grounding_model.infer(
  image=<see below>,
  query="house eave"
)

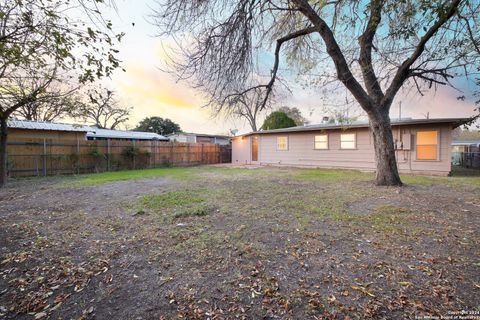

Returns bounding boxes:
[232,118,471,139]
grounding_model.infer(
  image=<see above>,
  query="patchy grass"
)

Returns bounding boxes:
[138,189,216,220]
[173,204,212,218]
[64,167,197,186]
[2,165,479,319]
[290,167,480,189]
[35,164,480,191]
[401,174,480,189]
[364,205,411,233]
[293,167,480,190]
[292,168,373,182]
[140,190,205,209]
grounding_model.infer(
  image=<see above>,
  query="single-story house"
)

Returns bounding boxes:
[7,120,169,141]
[231,118,469,176]
[167,132,231,145]
[7,119,92,141]
[86,128,168,141]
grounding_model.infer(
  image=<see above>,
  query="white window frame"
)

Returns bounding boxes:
[314,134,328,150]
[276,136,288,151]
[415,130,439,161]
[340,133,356,150]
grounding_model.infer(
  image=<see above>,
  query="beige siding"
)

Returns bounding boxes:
[395,124,452,175]
[259,128,376,170]
[232,136,251,164]
[231,124,453,176]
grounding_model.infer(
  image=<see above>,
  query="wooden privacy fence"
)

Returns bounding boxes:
[6,137,232,177]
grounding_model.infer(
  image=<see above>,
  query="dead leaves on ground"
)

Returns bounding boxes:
[350,283,375,297]
[1,249,110,318]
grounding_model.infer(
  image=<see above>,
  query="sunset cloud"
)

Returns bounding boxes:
[112,59,236,134]
[105,0,477,135]
[397,86,476,119]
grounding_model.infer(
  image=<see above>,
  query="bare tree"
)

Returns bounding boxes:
[13,83,79,122]
[220,87,269,132]
[322,104,363,125]
[0,66,56,186]
[153,0,480,186]
[0,0,123,187]
[76,88,131,130]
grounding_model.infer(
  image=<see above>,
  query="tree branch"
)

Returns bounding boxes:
[358,0,384,102]
[291,0,375,113]
[383,0,461,108]
[259,26,318,109]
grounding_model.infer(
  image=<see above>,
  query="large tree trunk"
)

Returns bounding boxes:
[369,112,402,186]
[0,117,8,188]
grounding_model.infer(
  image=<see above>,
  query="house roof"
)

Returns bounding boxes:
[86,128,168,140]
[8,119,168,140]
[452,140,480,146]
[234,118,471,138]
[168,132,231,139]
[8,119,92,132]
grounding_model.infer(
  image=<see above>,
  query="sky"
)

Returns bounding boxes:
[102,1,478,135]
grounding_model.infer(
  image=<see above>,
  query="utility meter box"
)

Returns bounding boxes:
[402,133,412,150]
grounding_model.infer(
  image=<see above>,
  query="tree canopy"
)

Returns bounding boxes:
[277,106,309,126]
[13,84,79,122]
[75,88,131,130]
[0,0,124,187]
[153,0,480,186]
[135,117,181,136]
[261,111,296,130]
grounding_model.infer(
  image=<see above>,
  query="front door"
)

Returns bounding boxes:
[251,136,258,162]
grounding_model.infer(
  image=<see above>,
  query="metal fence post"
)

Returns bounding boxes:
[76,135,81,174]
[154,140,158,168]
[150,140,153,168]
[43,138,47,176]
[107,139,111,171]
[132,140,136,170]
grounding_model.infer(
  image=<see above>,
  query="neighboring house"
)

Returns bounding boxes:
[86,128,168,141]
[452,140,480,153]
[8,119,169,141]
[7,119,91,141]
[168,132,231,145]
[452,140,480,168]
[232,118,469,176]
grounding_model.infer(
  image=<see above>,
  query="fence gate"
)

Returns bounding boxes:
[219,145,232,163]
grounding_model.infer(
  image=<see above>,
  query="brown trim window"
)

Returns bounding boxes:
[340,133,356,149]
[276,136,288,150]
[314,134,328,149]
[416,130,438,160]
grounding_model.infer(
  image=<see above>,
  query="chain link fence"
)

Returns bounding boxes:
[451,152,480,169]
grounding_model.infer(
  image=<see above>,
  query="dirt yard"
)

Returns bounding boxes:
[0,166,479,319]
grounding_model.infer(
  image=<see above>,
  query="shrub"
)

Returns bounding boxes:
[89,148,106,172]
[69,152,80,173]
[122,146,140,160]
[89,148,104,159]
